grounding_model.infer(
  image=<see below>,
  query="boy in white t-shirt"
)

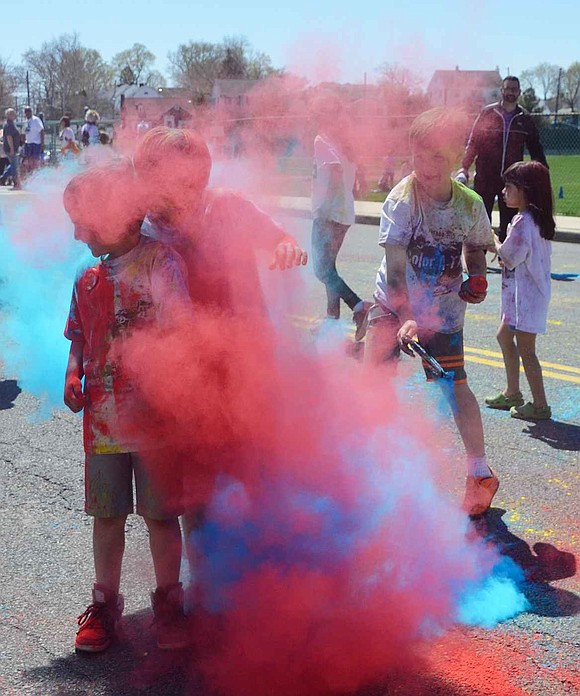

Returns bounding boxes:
[365,107,498,517]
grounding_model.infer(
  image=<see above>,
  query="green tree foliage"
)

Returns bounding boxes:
[520,86,541,113]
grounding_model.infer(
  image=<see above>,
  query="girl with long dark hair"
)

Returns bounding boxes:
[485,161,554,420]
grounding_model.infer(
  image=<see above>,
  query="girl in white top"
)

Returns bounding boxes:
[485,161,554,420]
[59,116,78,155]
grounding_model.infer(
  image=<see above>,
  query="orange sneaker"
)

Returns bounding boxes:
[462,469,499,517]
[75,585,124,653]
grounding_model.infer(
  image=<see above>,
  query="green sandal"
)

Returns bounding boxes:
[510,402,552,420]
[485,391,524,410]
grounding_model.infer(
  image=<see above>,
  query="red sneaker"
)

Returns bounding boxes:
[151,583,190,650]
[75,585,124,653]
[462,469,500,517]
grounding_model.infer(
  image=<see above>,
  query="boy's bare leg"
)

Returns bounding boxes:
[363,313,399,368]
[93,516,127,594]
[145,517,183,587]
[515,331,548,408]
[452,383,485,459]
[496,323,521,395]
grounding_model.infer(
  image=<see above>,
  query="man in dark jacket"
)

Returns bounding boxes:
[459,76,548,240]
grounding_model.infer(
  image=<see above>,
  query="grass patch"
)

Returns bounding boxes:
[274,154,580,216]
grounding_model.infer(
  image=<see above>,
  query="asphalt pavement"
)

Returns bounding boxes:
[1,212,579,695]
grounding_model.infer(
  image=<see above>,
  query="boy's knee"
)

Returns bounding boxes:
[93,515,127,530]
[143,516,180,531]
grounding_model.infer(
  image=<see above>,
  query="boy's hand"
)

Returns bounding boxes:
[269,236,308,271]
[459,275,488,304]
[64,376,85,413]
[397,320,418,356]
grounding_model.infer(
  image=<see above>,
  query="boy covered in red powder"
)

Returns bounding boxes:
[132,126,308,601]
[63,160,193,653]
[364,108,498,517]
[133,126,307,315]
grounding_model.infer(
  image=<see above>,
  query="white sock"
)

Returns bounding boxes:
[468,456,492,479]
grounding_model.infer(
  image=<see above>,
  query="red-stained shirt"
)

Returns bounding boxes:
[65,235,191,454]
[143,188,286,316]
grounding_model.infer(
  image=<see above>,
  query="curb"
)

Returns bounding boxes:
[276,207,580,244]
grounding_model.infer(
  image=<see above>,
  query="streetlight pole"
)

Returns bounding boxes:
[554,67,562,125]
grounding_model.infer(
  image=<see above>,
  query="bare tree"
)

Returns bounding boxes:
[111,43,159,85]
[520,63,561,102]
[0,58,19,111]
[23,34,114,118]
[562,62,580,111]
[377,62,423,93]
[168,36,280,101]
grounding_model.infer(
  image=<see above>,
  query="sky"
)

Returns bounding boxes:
[2,0,579,86]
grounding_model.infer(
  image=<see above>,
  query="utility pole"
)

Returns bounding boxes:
[26,70,31,107]
[554,67,562,125]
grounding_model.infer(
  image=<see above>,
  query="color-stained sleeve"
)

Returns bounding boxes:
[464,199,494,251]
[64,281,84,342]
[150,246,194,329]
[378,193,413,249]
[462,110,484,171]
[496,214,531,270]
[225,191,286,251]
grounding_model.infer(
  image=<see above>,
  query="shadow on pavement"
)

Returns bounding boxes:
[522,420,580,451]
[0,379,21,410]
[25,610,204,696]
[472,508,579,618]
[24,610,497,696]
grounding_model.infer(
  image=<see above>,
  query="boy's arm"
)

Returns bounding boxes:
[463,247,487,277]
[385,243,416,356]
[64,340,86,413]
[225,192,307,270]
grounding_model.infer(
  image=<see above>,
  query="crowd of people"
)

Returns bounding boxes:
[1,75,556,655]
[0,107,108,188]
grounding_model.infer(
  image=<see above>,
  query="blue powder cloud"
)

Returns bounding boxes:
[0,165,91,413]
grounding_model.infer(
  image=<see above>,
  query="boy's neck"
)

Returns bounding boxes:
[418,177,453,203]
[106,224,142,260]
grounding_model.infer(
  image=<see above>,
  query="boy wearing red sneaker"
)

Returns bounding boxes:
[365,108,498,517]
[63,161,193,652]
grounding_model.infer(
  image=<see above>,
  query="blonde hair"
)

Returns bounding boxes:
[409,107,468,153]
[63,158,145,223]
[133,126,212,191]
[84,109,100,124]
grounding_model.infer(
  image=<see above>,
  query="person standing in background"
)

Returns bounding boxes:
[1,108,22,189]
[311,95,370,338]
[23,106,44,172]
[458,76,548,241]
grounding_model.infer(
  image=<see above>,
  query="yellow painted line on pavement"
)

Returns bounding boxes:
[464,346,580,375]
[467,312,563,326]
[465,355,580,384]
[290,315,580,383]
